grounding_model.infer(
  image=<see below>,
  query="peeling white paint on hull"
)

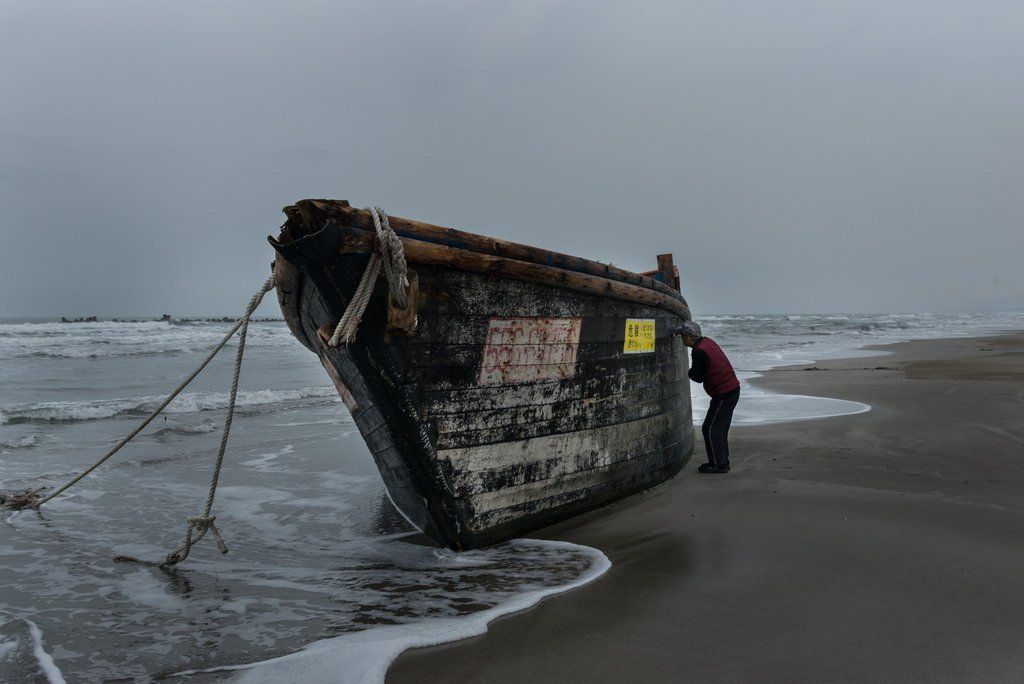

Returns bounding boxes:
[271,200,695,549]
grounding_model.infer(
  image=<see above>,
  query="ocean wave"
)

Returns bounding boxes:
[17,348,199,360]
[0,321,300,359]
[150,420,220,436]
[698,313,979,343]
[0,387,339,425]
[0,434,42,449]
[0,320,278,334]
[176,540,610,684]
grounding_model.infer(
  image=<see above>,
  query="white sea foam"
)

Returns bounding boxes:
[0,612,66,684]
[239,444,296,469]
[176,539,610,684]
[0,387,339,425]
[681,311,1024,425]
[116,570,188,613]
[150,419,220,436]
[691,383,870,425]
[4,312,1020,680]
[0,319,300,359]
[0,434,42,449]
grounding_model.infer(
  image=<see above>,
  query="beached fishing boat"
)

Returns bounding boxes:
[269,200,694,549]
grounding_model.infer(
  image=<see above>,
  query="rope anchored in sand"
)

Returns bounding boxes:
[2,273,277,569]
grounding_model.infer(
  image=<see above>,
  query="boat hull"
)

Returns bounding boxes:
[272,206,694,549]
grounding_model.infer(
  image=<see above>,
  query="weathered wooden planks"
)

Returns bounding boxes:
[468,448,686,534]
[438,412,682,477]
[271,199,695,549]
[282,199,686,302]
[432,380,685,439]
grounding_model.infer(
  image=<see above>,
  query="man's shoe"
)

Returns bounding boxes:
[697,462,717,473]
[698,465,730,474]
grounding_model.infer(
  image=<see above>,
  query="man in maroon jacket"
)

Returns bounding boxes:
[680,321,740,474]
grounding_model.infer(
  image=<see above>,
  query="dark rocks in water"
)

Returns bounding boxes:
[158,314,172,322]
[60,316,98,323]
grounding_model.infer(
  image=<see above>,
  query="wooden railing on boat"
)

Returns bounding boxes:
[274,199,691,320]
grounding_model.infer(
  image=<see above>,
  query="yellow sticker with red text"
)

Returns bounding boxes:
[623,319,655,354]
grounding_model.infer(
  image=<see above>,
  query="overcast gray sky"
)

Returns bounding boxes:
[2,0,1022,316]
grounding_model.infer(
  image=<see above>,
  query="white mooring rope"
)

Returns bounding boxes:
[2,208,408,563]
[2,273,276,569]
[327,207,408,346]
[155,274,275,567]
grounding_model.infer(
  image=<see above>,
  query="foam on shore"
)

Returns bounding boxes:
[0,386,341,425]
[0,611,66,684]
[691,378,871,426]
[176,539,610,684]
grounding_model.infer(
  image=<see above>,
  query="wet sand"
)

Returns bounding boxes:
[389,332,1024,682]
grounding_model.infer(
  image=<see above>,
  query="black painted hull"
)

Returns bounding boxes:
[273,214,694,549]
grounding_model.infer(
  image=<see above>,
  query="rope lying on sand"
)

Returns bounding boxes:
[327,207,408,346]
[2,273,276,569]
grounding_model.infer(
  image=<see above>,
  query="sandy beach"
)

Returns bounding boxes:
[389,332,1024,682]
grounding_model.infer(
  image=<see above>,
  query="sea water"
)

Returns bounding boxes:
[691,312,1023,423]
[0,312,1019,681]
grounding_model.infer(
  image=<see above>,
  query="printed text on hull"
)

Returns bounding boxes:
[270,199,695,549]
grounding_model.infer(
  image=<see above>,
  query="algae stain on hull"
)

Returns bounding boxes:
[271,200,695,549]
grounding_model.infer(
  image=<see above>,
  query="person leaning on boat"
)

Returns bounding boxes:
[679,321,740,474]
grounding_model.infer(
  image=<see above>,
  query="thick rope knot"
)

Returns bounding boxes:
[373,209,409,309]
[162,514,229,567]
[158,274,276,567]
[327,207,408,346]
[186,514,216,532]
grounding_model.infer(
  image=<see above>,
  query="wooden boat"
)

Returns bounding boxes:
[269,199,695,549]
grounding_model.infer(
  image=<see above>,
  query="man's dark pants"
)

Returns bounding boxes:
[702,387,740,469]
